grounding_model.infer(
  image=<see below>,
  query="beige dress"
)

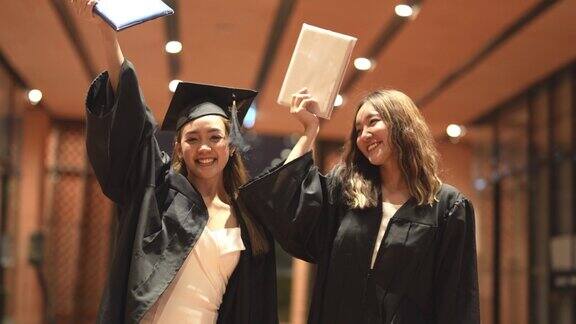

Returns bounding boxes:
[140,227,245,324]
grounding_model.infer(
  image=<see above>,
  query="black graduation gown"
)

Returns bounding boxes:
[238,152,480,324]
[85,60,278,324]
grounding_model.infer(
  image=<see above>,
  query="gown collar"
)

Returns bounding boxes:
[165,171,206,210]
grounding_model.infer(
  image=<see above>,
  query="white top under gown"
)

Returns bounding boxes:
[140,226,246,324]
[370,201,402,268]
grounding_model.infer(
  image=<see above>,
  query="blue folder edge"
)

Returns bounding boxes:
[93,6,174,31]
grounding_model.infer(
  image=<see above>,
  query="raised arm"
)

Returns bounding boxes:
[74,0,166,206]
[284,88,320,164]
[239,89,338,262]
[98,22,124,92]
[72,0,124,91]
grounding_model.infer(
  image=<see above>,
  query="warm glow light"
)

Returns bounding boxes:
[243,106,257,129]
[169,80,181,92]
[28,89,42,105]
[474,178,487,191]
[446,124,463,138]
[354,57,373,71]
[165,41,183,54]
[334,94,344,107]
[394,4,414,17]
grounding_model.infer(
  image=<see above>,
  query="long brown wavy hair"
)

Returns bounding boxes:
[171,117,269,255]
[333,89,442,208]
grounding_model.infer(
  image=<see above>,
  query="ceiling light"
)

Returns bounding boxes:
[334,94,344,107]
[243,105,257,129]
[169,79,181,92]
[28,89,42,105]
[446,124,464,138]
[394,4,414,17]
[354,57,373,71]
[334,95,344,107]
[473,178,487,191]
[165,41,182,54]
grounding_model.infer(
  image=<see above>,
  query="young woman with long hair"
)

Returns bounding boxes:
[75,1,277,323]
[240,88,480,324]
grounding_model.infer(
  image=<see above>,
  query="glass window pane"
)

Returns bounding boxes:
[498,100,528,176]
[499,174,529,324]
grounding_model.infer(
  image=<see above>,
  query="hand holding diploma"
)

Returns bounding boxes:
[283,88,320,165]
[290,88,320,134]
[71,0,101,25]
[71,0,124,93]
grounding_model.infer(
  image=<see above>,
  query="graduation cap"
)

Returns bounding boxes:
[162,82,257,152]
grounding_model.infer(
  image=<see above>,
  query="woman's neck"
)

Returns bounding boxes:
[188,175,229,207]
[379,161,409,203]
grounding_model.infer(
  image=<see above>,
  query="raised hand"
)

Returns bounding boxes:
[70,0,123,92]
[70,0,100,24]
[283,88,320,164]
[290,88,320,135]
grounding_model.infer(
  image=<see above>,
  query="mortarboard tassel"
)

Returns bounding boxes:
[229,96,250,153]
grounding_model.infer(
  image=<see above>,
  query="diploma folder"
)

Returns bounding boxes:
[94,0,174,31]
[277,24,357,119]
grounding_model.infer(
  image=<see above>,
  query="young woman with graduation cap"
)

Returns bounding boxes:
[74,1,278,323]
[239,88,480,324]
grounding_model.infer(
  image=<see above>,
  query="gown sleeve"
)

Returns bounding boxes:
[433,197,481,324]
[85,60,166,207]
[238,152,336,263]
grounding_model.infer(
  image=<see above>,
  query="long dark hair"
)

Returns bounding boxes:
[171,118,269,255]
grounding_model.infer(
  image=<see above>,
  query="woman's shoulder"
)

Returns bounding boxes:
[436,183,467,203]
[434,183,473,221]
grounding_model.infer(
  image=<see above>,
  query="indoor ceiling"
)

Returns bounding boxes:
[0,0,574,140]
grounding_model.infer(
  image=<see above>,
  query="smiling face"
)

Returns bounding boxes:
[175,115,232,183]
[354,102,393,166]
